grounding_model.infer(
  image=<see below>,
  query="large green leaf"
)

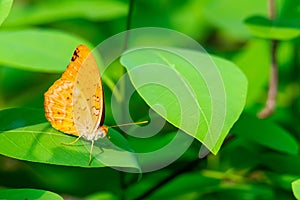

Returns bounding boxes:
[3,0,127,26]
[0,188,63,200]
[231,113,298,155]
[0,0,13,26]
[0,29,90,72]
[0,108,140,169]
[121,48,247,154]
[245,16,300,40]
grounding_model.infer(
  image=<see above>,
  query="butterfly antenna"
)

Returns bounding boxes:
[108,120,148,128]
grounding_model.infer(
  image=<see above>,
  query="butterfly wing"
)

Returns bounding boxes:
[72,45,105,136]
[44,45,105,138]
[44,79,78,135]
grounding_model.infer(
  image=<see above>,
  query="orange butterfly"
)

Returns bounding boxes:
[44,44,146,165]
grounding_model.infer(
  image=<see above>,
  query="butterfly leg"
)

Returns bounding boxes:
[88,140,95,166]
[61,135,82,146]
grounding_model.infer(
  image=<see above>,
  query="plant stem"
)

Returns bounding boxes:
[258,0,278,118]
[269,0,275,19]
[123,0,135,51]
[119,1,136,199]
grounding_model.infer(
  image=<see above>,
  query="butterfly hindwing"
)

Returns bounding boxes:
[44,79,78,136]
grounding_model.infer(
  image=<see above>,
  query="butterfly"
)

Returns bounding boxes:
[44,44,147,166]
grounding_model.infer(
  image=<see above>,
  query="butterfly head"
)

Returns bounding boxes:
[82,125,108,141]
[95,125,108,139]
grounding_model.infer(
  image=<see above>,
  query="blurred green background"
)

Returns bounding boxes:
[0,0,300,199]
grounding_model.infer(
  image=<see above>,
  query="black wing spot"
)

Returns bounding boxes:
[71,48,80,61]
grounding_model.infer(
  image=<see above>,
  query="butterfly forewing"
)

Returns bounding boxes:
[72,45,104,136]
[44,45,105,138]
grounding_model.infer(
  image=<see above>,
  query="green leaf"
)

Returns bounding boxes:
[86,192,119,200]
[232,39,269,107]
[0,188,63,200]
[0,0,13,26]
[0,108,140,169]
[261,154,300,175]
[221,138,262,169]
[0,68,53,109]
[231,113,298,155]
[145,172,220,199]
[203,0,268,39]
[203,184,274,199]
[134,171,274,199]
[279,0,300,26]
[292,179,300,199]
[125,171,219,200]
[3,0,127,26]
[0,107,45,130]
[170,0,210,40]
[266,172,299,191]
[121,48,247,154]
[0,29,90,72]
[245,16,300,40]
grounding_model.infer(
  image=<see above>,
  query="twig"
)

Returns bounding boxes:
[258,40,278,118]
[258,0,278,118]
[119,1,136,199]
[268,0,275,19]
